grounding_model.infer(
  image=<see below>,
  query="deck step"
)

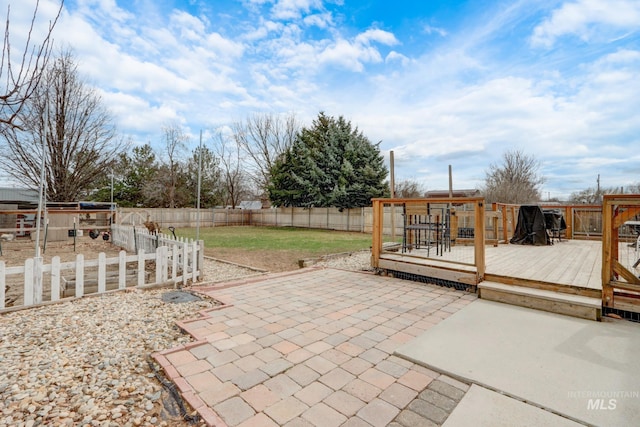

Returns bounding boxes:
[478,281,602,321]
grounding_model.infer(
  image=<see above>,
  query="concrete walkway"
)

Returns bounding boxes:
[396,299,640,427]
[153,268,476,426]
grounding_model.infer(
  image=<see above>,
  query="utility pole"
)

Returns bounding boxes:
[196,130,203,242]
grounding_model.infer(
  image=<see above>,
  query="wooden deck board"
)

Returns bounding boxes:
[485,240,602,290]
[381,239,605,291]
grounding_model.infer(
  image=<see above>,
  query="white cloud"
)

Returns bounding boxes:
[318,39,379,71]
[317,29,398,71]
[99,90,180,134]
[303,12,333,28]
[531,0,640,47]
[424,24,447,37]
[75,0,133,22]
[355,29,398,46]
[205,33,246,59]
[169,10,207,41]
[385,51,410,66]
[271,0,323,20]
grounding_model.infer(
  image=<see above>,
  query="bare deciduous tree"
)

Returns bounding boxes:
[0,49,124,201]
[482,149,544,204]
[1,0,62,133]
[627,183,640,194]
[395,179,426,198]
[159,122,188,208]
[233,112,299,195]
[212,131,253,208]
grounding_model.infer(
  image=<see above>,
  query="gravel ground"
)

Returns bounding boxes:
[314,250,373,271]
[0,253,372,427]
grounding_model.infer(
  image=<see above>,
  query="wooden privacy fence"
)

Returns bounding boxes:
[0,232,203,311]
[117,207,367,232]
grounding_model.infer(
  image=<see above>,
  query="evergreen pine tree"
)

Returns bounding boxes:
[268,112,388,208]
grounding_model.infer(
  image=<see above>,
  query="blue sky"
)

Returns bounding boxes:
[9,0,640,199]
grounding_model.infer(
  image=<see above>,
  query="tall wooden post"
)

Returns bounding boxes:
[474,199,486,280]
[390,151,396,242]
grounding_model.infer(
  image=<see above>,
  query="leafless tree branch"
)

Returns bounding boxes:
[232,112,299,195]
[0,49,125,201]
[1,0,62,134]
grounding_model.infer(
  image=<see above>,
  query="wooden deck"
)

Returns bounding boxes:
[381,239,604,290]
[379,240,608,320]
[373,196,640,320]
[380,239,640,320]
[483,240,602,291]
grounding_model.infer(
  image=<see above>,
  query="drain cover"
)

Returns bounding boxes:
[161,291,202,304]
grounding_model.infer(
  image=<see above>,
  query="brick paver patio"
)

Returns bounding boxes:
[153,268,476,426]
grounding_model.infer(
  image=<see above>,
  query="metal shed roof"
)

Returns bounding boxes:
[0,187,39,204]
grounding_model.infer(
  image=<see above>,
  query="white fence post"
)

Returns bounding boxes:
[191,240,198,282]
[0,261,5,309]
[24,258,34,306]
[118,251,126,290]
[161,246,169,282]
[33,256,43,304]
[51,256,61,301]
[198,240,204,281]
[156,246,168,284]
[182,242,188,286]
[171,244,178,281]
[137,249,145,286]
[75,254,84,298]
[98,253,106,294]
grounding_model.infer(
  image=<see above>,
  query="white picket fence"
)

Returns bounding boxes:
[0,231,203,310]
[110,224,197,254]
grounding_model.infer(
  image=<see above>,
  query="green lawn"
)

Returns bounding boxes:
[174,226,373,254]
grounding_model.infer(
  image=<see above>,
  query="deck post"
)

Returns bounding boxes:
[500,204,508,243]
[601,195,640,309]
[601,197,614,307]
[371,199,383,268]
[563,206,573,239]
[474,199,486,280]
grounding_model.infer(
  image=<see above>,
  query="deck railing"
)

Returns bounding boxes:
[601,195,640,314]
[493,203,606,242]
[371,197,486,283]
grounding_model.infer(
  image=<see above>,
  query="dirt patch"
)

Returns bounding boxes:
[203,247,314,272]
[0,236,122,267]
[1,236,128,307]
